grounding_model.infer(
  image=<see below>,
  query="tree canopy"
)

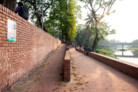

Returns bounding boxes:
[0,0,17,11]
[46,0,78,42]
[76,22,115,48]
[21,0,54,32]
[21,0,78,42]
[79,0,116,51]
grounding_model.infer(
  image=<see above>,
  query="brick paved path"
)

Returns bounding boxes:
[11,47,138,92]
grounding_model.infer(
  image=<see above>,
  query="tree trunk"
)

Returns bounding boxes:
[61,30,64,39]
[91,9,99,51]
[36,14,47,32]
[37,18,47,32]
[0,0,17,12]
[92,27,99,51]
[43,26,47,32]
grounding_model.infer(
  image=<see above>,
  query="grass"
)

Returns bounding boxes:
[135,51,138,53]
[128,47,138,53]
[128,48,138,50]
[95,49,115,58]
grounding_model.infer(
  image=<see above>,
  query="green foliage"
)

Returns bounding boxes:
[21,0,54,32]
[66,0,77,42]
[75,25,93,47]
[128,48,138,52]
[47,0,77,42]
[95,49,115,57]
[81,0,117,51]
[98,22,116,40]
[75,22,115,48]
[21,0,78,41]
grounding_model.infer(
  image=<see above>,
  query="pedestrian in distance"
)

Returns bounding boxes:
[79,45,82,51]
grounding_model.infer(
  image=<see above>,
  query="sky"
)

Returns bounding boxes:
[77,0,138,42]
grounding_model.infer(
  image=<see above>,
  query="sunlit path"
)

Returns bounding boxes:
[11,47,138,92]
[69,48,138,92]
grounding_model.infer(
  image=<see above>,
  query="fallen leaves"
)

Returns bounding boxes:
[52,51,89,92]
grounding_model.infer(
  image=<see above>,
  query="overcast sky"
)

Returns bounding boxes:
[77,0,138,42]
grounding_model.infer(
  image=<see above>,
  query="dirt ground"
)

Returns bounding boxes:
[69,48,138,92]
[11,46,138,92]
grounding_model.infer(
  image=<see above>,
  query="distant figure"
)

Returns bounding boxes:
[87,48,91,52]
[15,2,29,20]
[79,45,82,51]
[84,46,90,55]
[84,46,87,51]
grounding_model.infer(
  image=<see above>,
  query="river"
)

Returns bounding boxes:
[114,50,138,65]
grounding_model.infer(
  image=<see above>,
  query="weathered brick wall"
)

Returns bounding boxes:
[0,4,61,91]
[63,51,70,82]
[75,48,138,79]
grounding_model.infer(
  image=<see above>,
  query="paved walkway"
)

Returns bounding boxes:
[11,47,138,92]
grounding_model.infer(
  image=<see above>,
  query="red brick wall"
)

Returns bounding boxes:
[88,52,138,79]
[0,4,61,91]
[63,51,70,82]
[76,48,138,79]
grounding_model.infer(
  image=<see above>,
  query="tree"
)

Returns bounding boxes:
[75,24,93,47]
[0,0,17,11]
[75,22,115,48]
[21,0,77,42]
[82,0,116,51]
[21,0,54,32]
[47,0,77,42]
[46,0,67,38]
[66,0,77,42]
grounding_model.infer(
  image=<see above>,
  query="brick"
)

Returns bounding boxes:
[0,4,61,91]
[63,51,71,82]
[0,4,2,10]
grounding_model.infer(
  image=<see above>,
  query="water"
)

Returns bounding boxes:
[114,50,138,65]
[100,44,138,65]
[115,50,133,56]
[118,57,138,65]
